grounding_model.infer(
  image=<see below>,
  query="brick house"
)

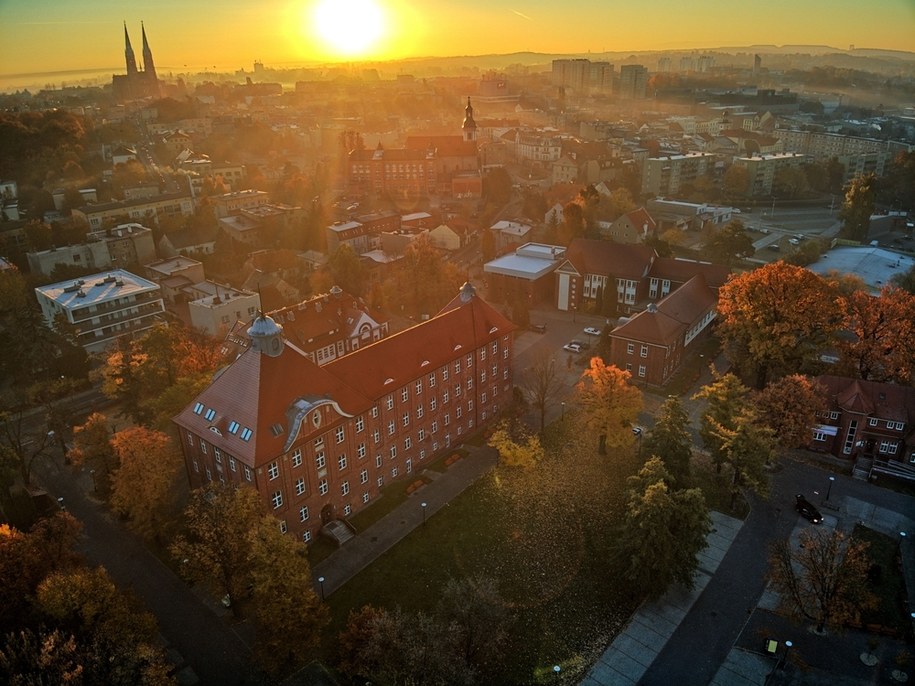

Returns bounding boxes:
[811,375,915,479]
[174,283,515,544]
[608,274,718,385]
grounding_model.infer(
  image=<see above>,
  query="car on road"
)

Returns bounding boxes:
[530,323,547,333]
[788,238,800,245]
[583,327,601,336]
[794,494,823,524]
[563,342,583,353]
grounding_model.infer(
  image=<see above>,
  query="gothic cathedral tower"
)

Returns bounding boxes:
[462,97,477,142]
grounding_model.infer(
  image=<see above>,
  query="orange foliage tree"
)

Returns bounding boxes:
[576,358,643,458]
[717,262,845,388]
[837,286,915,384]
[755,374,826,449]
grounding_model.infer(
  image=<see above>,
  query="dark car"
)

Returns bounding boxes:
[530,323,547,333]
[795,494,823,524]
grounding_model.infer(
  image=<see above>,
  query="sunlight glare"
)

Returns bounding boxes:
[310,0,386,58]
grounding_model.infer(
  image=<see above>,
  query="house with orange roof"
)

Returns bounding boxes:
[601,207,658,244]
[608,274,718,386]
[811,375,915,480]
[174,283,515,544]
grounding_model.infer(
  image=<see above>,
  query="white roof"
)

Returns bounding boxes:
[36,269,158,310]
[808,246,915,294]
[484,245,564,280]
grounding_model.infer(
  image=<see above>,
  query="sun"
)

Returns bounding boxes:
[309,0,387,58]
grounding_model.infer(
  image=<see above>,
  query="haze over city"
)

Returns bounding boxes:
[1,0,914,86]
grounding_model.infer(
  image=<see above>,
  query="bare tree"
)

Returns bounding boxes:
[769,528,876,634]
[520,349,562,433]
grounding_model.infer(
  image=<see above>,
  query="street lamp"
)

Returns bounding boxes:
[553,665,561,678]
[317,576,325,601]
[561,402,566,421]
[632,426,643,460]
[780,640,793,670]
[826,475,835,502]
[421,501,427,526]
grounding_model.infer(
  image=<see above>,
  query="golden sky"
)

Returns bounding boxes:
[0,0,913,78]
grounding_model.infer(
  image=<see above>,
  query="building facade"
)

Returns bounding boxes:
[35,269,165,354]
[174,283,515,544]
[642,153,715,196]
[27,223,156,277]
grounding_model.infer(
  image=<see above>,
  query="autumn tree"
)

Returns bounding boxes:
[615,457,711,600]
[722,165,749,199]
[436,576,510,671]
[838,286,915,384]
[703,218,755,266]
[693,372,751,472]
[110,427,184,541]
[36,566,174,685]
[0,406,56,487]
[488,421,544,468]
[642,396,692,488]
[755,374,825,449]
[769,528,877,634]
[0,628,84,685]
[519,350,562,433]
[576,359,643,459]
[891,263,915,295]
[839,173,877,242]
[325,243,366,297]
[708,408,775,509]
[717,262,845,388]
[170,483,266,617]
[247,516,328,678]
[388,234,465,318]
[67,412,117,498]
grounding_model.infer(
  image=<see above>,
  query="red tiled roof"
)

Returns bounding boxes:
[816,375,915,423]
[566,238,657,280]
[611,274,715,346]
[624,207,657,232]
[650,257,730,288]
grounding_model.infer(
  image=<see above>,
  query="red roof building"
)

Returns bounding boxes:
[174,283,515,544]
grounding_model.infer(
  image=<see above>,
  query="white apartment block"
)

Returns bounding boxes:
[733,152,807,197]
[35,269,165,354]
[642,152,715,196]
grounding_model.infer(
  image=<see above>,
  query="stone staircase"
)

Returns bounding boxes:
[852,456,873,481]
[322,519,356,546]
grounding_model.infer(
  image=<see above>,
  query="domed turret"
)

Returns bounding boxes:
[459,281,476,304]
[248,312,285,357]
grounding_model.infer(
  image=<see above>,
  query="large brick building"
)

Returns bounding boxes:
[174,283,515,543]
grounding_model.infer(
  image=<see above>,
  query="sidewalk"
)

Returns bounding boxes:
[311,444,498,596]
[581,511,744,685]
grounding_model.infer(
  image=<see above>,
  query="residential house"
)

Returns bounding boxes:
[174,282,514,544]
[811,375,915,480]
[184,281,261,336]
[158,224,220,258]
[608,274,718,386]
[489,219,532,253]
[601,207,657,244]
[73,192,194,231]
[27,222,156,277]
[145,256,206,305]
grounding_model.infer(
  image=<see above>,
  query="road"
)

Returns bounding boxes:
[638,458,914,686]
[33,450,260,685]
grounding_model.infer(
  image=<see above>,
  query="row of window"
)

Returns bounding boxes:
[818,411,906,432]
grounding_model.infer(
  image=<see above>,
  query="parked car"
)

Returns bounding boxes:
[794,494,823,524]
[563,342,582,353]
[583,327,601,336]
[530,323,547,333]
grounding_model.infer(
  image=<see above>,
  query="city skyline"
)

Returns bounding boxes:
[1,0,913,87]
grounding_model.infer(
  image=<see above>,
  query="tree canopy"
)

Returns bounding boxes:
[576,359,643,457]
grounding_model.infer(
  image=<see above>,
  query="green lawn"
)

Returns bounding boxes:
[321,419,641,683]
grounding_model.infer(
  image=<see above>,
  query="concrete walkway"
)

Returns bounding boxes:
[581,511,744,686]
[312,444,498,596]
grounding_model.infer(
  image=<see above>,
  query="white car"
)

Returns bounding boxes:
[563,342,582,353]
[583,327,601,336]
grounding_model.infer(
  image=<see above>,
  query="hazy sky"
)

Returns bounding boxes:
[1,0,913,79]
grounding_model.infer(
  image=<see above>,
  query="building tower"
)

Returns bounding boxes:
[247,311,285,357]
[141,21,157,83]
[462,97,477,142]
[124,22,138,76]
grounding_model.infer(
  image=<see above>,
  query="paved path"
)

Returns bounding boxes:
[581,511,744,686]
[312,444,498,596]
[34,453,259,686]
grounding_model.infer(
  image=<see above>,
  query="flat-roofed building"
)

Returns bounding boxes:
[35,269,165,354]
[73,193,194,231]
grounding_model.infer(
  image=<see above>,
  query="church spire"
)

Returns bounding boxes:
[124,22,138,76]
[141,21,157,82]
[462,97,477,142]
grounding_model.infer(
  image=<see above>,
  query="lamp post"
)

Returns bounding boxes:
[632,426,643,460]
[826,475,835,502]
[553,665,561,679]
[421,501,427,526]
[561,402,566,422]
[317,576,325,601]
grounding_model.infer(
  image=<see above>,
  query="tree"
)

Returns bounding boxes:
[703,219,755,266]
[642,396,692,488]
[0,406,55,487]
[755,375,825,449]
[488,421,543,468]
[717,262,845,388]
[560,201,585,244]
[170,483,265,617]
[67,413,117,499]
[615,457,710,600]
[891,263,915,295]
[36,566,173,685]
[838,287,915,384]
[707,408,775,508]
[576,359,643,458]
[326,243,366,297]
[0,627,84,685]
[693,372,750,472]
[722,165,749,199]
[520,350,562,433]
[839,173,877,242]
[483,167,512,204]
[772,165,810,199]
[436,576,510,670]
[769,528,877,634]
[109,427,184,541]
[247,516,328,678]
